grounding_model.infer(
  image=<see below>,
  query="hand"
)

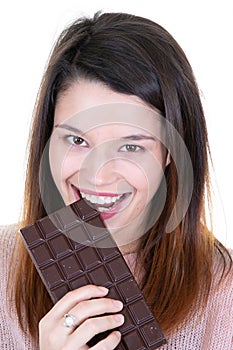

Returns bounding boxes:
[39,284,124,350]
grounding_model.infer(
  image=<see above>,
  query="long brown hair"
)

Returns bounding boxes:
[9,12,232,339]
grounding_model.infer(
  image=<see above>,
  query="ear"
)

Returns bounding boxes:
[165,150,171,166]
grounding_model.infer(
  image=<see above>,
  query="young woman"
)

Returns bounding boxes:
[0,12,232,350]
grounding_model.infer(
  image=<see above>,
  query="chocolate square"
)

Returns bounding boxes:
[20,199,166,349]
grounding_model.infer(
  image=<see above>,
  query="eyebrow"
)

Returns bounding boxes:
[121,134,157,141]
[55,124,83,134]
[55,124,157,142]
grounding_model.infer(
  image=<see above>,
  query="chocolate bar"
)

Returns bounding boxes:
[19,199,167,349]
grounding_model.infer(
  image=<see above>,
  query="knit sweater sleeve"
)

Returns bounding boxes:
[0,224,38,350]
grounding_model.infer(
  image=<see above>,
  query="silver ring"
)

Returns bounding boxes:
[64,313,77,328]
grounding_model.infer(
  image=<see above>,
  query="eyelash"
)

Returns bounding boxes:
[64,135,145,152]
[120,144,144,152]
[65,135,88,147]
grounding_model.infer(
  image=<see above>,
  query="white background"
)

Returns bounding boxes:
[0,0,232,248]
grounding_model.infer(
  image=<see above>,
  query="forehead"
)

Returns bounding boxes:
[54,79,149,124]
[54,80,165,140]
[55,103,164,140]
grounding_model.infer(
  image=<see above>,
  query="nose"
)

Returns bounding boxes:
[78,143,121,187]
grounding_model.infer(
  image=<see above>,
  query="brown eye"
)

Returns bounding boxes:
[120,144,144,152]
[126,144,137,151]
[73,136,84,145]
[66,135,88,147]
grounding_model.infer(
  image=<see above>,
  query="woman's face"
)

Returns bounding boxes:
[49,80,169,250]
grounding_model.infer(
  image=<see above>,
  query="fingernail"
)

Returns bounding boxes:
[98,286,109,293]
[114,330,121,338]
[113,300,123,309]
[114,314,124,323]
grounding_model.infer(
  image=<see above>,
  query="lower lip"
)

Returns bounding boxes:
[71,185,131,221]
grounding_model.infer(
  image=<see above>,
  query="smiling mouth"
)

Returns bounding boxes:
[71,185,131,214]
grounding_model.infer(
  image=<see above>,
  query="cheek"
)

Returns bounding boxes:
[62,153,83,179]
[49,138,83,188]
[125,155,165,201]
[49,137,63,188]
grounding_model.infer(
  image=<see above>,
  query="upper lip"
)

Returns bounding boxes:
[71,184,125,197]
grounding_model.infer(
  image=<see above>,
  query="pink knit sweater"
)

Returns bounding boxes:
[0,224,232,349]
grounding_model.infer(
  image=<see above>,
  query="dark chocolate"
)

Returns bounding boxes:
[20,199,167,349]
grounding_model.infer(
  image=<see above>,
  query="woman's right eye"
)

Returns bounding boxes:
[65,135,88,147]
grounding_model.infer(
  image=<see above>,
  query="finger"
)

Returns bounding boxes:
[68,298,123,327]
[45,285,109,320]
[91,331,122,350]
[68,314,124,347]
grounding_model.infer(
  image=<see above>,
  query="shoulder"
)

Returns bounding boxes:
[0,223,18,249]
[163,248,233,349]
[202,247,233,348]
[0,224,18,271]
[213,246,233,289]
[0,224,39,350]
[210,245,233,306]
[0,223,18,238]
[0,224,18,307]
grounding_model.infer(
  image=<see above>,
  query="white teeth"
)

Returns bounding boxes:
[80,191,122,206]
[98,207,111,212]
[97,197,106,205]
[104,197,113,204]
